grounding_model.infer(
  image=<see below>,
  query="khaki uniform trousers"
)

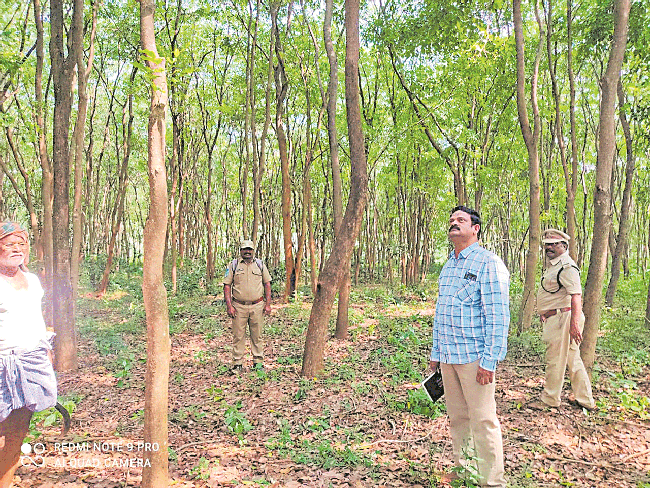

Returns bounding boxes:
[441,361,506,488]
[232,301,264,364]
[541,311,594,408]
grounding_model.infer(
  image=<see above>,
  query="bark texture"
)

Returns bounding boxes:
[566,0,580,260]
[605,80,635,306]
[323,0,349,337]
[70,0,98,299]
[271,3,295,300]
[513,0,542,332]
[140,0,171,483]
[581,0,631,370]
[302,0,368,377]
[50,0,83,371]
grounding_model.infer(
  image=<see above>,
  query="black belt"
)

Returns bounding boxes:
[233,297,264,305]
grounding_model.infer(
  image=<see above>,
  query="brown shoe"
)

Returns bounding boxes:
[572,399,597,411]
[527,400,552,411]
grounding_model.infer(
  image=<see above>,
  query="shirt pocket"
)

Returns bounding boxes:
[234,267,245,275]
[454,280,478,303]
[251,267,262,277]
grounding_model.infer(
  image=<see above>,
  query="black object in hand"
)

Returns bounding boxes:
[421,369,444,403]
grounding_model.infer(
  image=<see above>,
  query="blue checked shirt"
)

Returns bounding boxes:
[430,242,510,372]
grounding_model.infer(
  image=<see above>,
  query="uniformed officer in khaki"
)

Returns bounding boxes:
[536,229,595,410]
[223,240,272,372]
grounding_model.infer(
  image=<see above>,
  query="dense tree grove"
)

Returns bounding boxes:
[0,0,649,337]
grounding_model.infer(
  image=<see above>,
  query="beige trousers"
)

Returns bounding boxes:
[441,361,506,488]
[232,302,264,364]
[541,311,595,408]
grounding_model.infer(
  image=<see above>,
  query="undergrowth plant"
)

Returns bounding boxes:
[449,444,482,488]
[224,401,253,442]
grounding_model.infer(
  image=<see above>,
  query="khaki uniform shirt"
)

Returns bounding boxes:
[536,252,582,312]
[223,259,272,302]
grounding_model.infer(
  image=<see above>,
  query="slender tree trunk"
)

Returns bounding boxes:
[204,143,215,281]
[70,0,98,299]
[2,130,38,244]
[253,30,274,246]
[248,3,260,244]
[646,275,650,329]
[306,176,317,295]
[302,0,368,377]
[169,118,181,295]
[566,0,579,260]
[98,79,135,295]
[582,0,631,370]
[514,0,543,332]
[547,0,575,253]
[646,218,650,329]
[50,0,82,371]
[3,128,40,255]
[139,0,170,483]
[295,175,307,296]
[605,80,635,306]
[271,2,294,300]
[243,1,261,241]
[33,0,52,288]
[324,0,350,337]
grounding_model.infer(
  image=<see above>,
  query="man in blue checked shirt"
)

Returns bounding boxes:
[429,205,509,488]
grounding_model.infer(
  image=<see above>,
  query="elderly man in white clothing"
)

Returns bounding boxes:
[0,222,57,488]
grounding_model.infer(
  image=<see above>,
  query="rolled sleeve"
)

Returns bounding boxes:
[223,263,235,286]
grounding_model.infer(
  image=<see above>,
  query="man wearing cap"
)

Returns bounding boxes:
[535,229,595,410]
[223,240,272,372]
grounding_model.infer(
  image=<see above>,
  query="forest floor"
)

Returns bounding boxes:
[12,280,650,488]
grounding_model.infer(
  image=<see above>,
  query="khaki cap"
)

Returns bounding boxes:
[541,228,570,244]
[240,239,255,250]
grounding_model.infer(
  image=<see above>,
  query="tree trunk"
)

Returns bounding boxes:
[302,0,368,377]
[252,28,274,246]
[2,129,40,256]
[98,76,135,295]
[33,0,53,314]
[335,268,351,339]
[271,2,295,300]
[646,274,650,330]
[169,118,181,295]
[514,0,542,333]
[242,8,255,241]
[646,218,650,329]
[70,0,98,299]
[547,0,576,258]
[50,0,83,371]
[566,0,579,260]
[605,80,635,307]
[306,176,317,296]
[581,0,631,370]
[323,0,350,338]
[139,0,170,483]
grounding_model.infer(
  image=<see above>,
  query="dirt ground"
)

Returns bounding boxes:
[13,299,650,487]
